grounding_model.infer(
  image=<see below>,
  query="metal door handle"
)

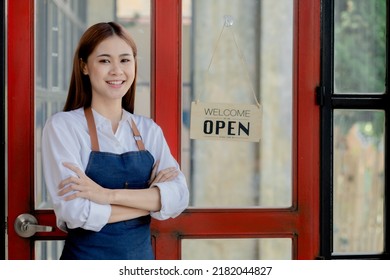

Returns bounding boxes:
[14,213,53,238]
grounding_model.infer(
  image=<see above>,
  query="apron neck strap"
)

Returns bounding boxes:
[84,107,100,151]
[84,107,146,152]
[128,119,146,151]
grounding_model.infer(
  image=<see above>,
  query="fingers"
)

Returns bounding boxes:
[150,167,179,185]
[154,167,178,182]
[58,176,82,189]
[62,190,88,201]
[62,162,87,179]
[58,162,89,200]
[58,182,84,196]
[62,193,78,201]
[57,163,109,203]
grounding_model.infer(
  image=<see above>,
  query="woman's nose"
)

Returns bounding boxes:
[109,62,123,75]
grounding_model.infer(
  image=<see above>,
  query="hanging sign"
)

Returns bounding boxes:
[190,101,262,142]
[190,16,262,142]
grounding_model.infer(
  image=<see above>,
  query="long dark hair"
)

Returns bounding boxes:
[63,22,138,113]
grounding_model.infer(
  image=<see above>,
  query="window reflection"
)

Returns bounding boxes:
[333,110,384,254]
[35,0,88,209]
[35,241,64,260]
[182,238,292,260]
[334,0,386,94]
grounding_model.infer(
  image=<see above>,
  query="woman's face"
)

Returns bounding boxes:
[82,35,135,105]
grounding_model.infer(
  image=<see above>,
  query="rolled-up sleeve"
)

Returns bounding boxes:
[147,124,189,220]
[42,113,111,232]
[151,173,189,220]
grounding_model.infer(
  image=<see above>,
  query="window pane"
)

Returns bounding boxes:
[35,240,64,260]
[182,238,292,260]
[333,110,384,254]
[334,0,386,94]
[117,0,151,118]
[35,0,87,209]
[182,0,293,207]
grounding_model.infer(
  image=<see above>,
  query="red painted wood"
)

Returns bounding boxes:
[151,0,182,162]
[7,0,35,260]
[151,0,183,258]
[294,0,321,259]
[154,210,299,235]
[152,209,300,259]
[34,211,66,239]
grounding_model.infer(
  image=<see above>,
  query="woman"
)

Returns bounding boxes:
[42,22,189,260]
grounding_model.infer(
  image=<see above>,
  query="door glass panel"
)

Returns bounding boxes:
[334,0,386,94]
[182,238,292,259]
[35,0,88,210]
[35,0,151,209]
[182,0,293,207]
[117,0,152,118]
[35,240,65,260]
[333,110,384,254]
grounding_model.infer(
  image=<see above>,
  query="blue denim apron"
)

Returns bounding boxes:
[60,108,155,260]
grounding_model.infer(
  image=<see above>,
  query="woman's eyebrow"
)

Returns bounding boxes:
[97,53,133,57]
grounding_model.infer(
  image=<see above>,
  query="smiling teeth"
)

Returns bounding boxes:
[107,81,123,85]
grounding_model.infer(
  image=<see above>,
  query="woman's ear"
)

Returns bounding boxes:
[80,58,88,75]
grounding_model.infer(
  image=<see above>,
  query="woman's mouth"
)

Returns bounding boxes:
[106,80,125,85]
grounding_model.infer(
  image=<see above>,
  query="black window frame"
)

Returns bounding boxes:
[320,0,390,260]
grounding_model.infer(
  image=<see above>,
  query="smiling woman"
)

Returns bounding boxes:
[41,22,189,260]
[80,35,136,131]
[63,22,138,114]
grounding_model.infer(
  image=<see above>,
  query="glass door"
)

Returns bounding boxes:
[181,0,294,259]
[176,0,321,259]
[7,0,321,259]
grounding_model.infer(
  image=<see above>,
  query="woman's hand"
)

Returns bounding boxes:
[59,161,179,205]
[149,160,179,186]
[58,162,112,205]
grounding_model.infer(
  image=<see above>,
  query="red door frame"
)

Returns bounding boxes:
[152,0,182,161]
[7,0,35,259]
[150,0,321,259]
[7,0,320,259]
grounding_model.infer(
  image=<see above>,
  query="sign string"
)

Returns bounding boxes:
[197,15,261,108]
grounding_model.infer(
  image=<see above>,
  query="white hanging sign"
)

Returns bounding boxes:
[190,101,262,142]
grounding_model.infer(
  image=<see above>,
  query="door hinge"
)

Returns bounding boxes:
[315,85,325,106]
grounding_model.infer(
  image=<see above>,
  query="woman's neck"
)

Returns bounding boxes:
[91,100,123,133]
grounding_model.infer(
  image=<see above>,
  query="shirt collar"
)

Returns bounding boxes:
[86,108,133,129]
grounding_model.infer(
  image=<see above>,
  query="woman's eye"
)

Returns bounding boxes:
[99,59,110,63]
[121,59,131,63]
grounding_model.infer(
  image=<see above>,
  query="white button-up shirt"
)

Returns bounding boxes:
[42,108,189,232]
